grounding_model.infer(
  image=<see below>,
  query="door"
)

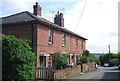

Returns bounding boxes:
[40,56,46,78]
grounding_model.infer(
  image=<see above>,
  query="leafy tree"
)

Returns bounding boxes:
[99,53,118,66]
[80,50,99,64]
[118,53,120,64]
[109,58,118,66]
[52,52,68,70]
[52,52,62,70]
[83,50,90,57]
[61,54,68,69]
[1,34,35,80]
[80,56,89,63]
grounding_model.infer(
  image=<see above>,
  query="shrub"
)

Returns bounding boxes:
[2,34,35,80]
[109,58,119,66]
[52,52,62,70]
[99,53,118,66]
[52,52,68,70]
[80,56,89,63]
[61,54,68,69]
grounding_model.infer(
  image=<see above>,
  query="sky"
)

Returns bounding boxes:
[0,0,119,53]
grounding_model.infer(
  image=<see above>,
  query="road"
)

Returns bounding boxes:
[69,66,120,80]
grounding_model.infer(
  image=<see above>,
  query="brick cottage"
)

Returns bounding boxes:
[2,2,87,78]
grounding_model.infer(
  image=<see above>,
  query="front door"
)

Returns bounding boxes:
[40,56,46,78]
[40,56,46,68]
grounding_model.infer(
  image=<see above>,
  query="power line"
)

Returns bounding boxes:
[74,0,88,32]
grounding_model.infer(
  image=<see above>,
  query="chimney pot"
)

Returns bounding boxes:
[54,11,64,27]
[33,2,42,16]
[57,11,60,16]
[36,2,38,5]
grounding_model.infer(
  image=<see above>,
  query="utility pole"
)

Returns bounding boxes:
[108,44,110,53]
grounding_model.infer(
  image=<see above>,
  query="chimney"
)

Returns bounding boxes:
[33,2,42,16]
[54,11,64,27]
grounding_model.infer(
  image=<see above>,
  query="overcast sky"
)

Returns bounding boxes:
[0,0,119,53]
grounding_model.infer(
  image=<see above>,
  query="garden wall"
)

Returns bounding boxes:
[53,65,81,79]
[82,62,95,72]
[53,62,95,79]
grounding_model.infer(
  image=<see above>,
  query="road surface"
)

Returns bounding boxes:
[69,66,120,80]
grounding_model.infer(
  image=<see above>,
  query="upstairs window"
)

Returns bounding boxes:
[48,30,53,45]
[75,38,78,47]
[62,34,66,46]
[82,40,84,48]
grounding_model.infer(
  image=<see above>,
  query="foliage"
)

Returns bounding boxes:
[80,56,89,63]
[89,54,99,64]
[99,53,118,66]
[109,58,119,66]
[2,34,35,80]
[61,54,68,69]
[52,52,62,70]
[83,50,90,57]
[80,50,99,64]
[52,52,68,70]
[118,53,120,64]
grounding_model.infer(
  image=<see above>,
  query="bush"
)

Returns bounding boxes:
[2,34,35,80]
[52,52,68,70]
[61,54,68,69]
[80,56,89,63]
[99,53,118,66]
[109,58,119,66]
[52,52,62,70]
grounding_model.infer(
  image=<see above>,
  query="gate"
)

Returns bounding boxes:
[36,67,54,80]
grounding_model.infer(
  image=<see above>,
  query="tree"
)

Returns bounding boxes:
[99,53,118,66]
[83,50,90,57]
[52,52,68,70]
[80,56,89,63]
[52,52,62,70]
[2,34,35,80]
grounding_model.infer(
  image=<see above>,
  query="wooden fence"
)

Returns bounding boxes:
[36,67,54,80]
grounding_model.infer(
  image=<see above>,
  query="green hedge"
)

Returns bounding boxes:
[52,52,68,70]
[1,34,35,80]
[99,53,119,66]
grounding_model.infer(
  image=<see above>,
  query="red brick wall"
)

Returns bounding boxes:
[53,62,95,79]
[54,65,81,79]
[2,24,32,41]
[36,24,86,55]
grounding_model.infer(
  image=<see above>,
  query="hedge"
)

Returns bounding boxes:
[1,34,35,80]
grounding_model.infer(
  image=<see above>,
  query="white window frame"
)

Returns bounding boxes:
[75,38,78,47]
[62,34,66,46]
[48,30,53,45]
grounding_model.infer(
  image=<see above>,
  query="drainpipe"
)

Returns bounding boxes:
[30,21,37,66]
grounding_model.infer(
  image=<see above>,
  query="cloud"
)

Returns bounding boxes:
[1,0,119,53]
[64,0,118,53]
[1,0,39,17]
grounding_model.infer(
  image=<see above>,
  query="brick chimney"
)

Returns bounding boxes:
[54,11,64,27]
[33,2,42,16]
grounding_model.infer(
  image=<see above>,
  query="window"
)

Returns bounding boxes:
[82,40,84,48]
[48,55,52,68]
[62,34,66,46]
[75,38,78,47]
[48,30,53,45]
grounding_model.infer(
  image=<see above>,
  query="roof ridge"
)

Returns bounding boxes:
[1,11,29,19]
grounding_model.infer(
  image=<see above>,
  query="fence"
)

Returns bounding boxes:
[36,67,54,80]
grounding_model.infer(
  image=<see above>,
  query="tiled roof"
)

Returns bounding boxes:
[1,11,87,40]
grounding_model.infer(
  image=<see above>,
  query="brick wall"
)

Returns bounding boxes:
[82,62,95,72]
[37,24,86,55]
[2,24,32,41]
[54,65,81,79]
[53,62,95,79]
